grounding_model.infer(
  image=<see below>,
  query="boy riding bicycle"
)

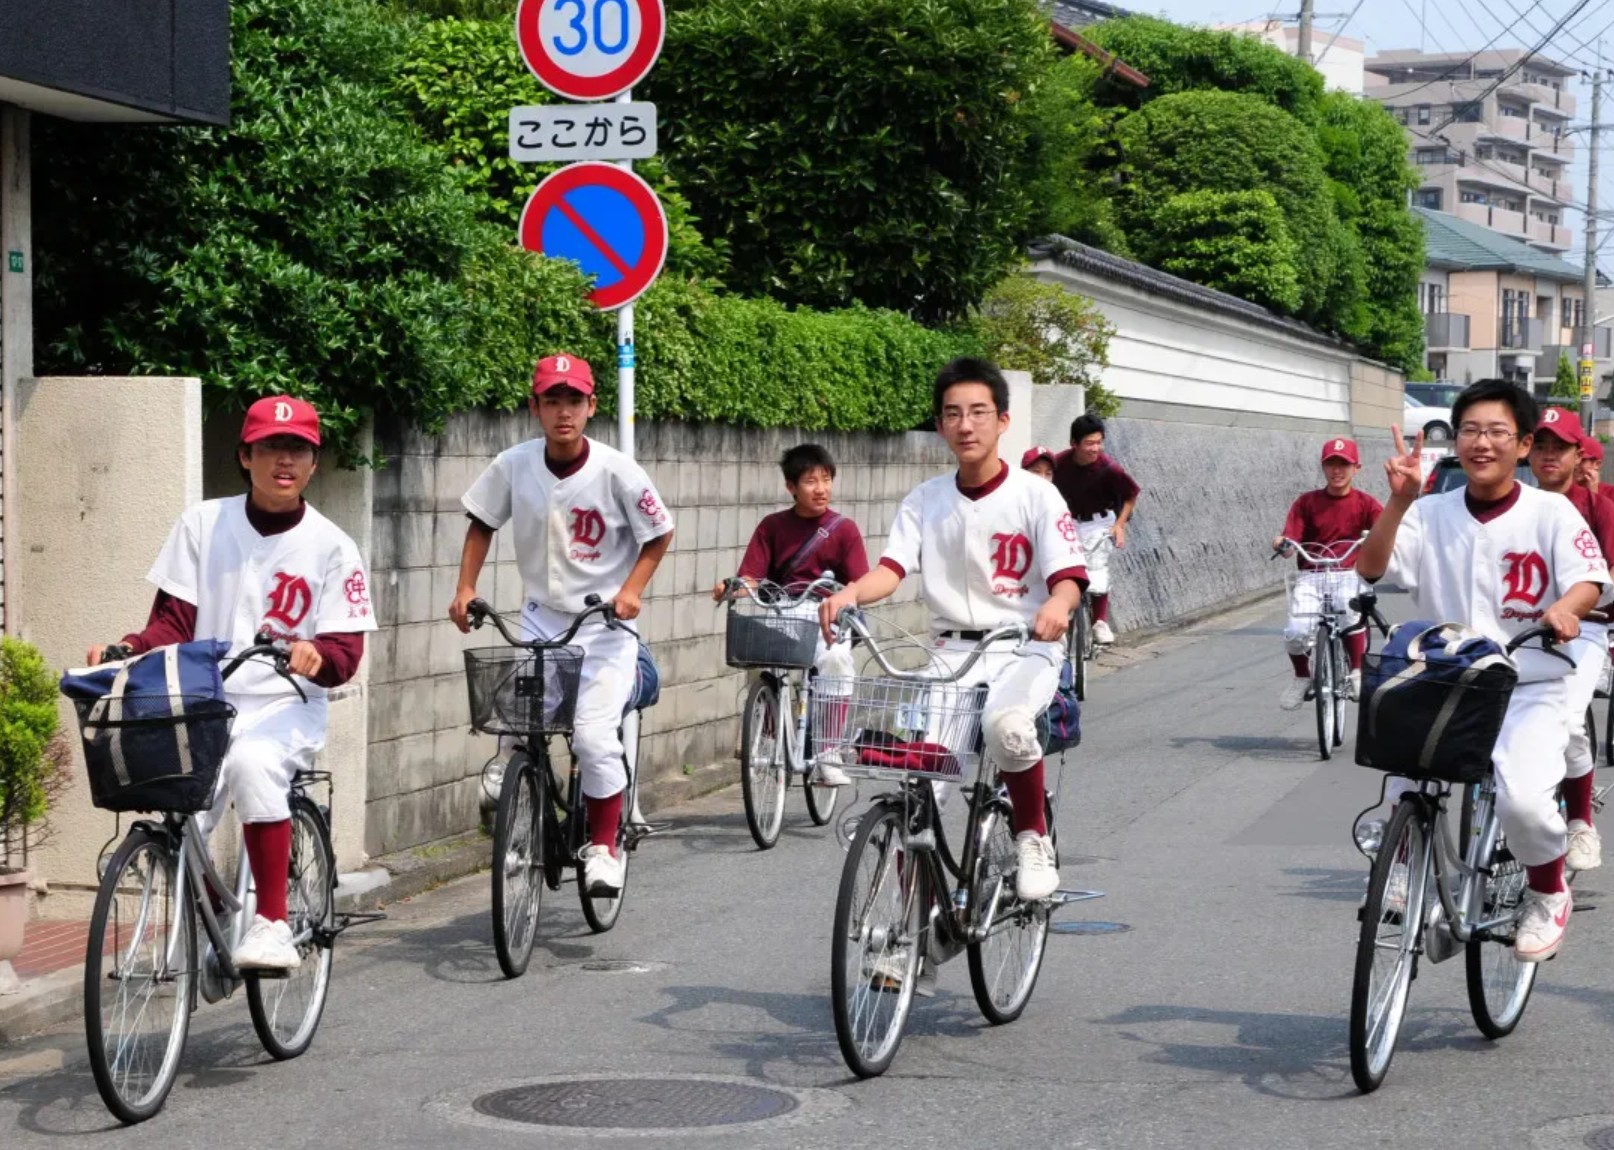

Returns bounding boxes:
[449,354,673,897]
[86,396,374,972]
[712,443,868,786]
[1358,380,1611,962]
[1051,413,1138,646]
[819,357,1087,901]
[1273,438,1382,710]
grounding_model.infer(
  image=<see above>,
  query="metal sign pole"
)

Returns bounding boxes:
[616,87,636,462]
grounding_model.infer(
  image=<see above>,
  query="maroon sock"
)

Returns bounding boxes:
[587,791,624,856]
[1344,629,1368,670]
[243,820,292,923]
[1563,773,1597,826]
[1288,653,1311,678]
[1091,595,1110,624]
[1003,761,1048,838]
[1526,857,1567,895]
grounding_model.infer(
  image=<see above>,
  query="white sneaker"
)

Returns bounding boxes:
[1347,669,1362,702]
[1092,620,1116,645]
[1279,677,1309,711]
[814,761,852,787]
[233,915,301,972]
[1015,832,1060,901]
[1567,820,1603,872]
[1515,887,1572,962]
[867,949,911,992]
[581,844,624,896]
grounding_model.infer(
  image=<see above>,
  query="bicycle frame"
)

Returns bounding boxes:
[1407,780,1513,948]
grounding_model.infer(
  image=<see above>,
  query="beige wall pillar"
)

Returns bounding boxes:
[1,105,31,634]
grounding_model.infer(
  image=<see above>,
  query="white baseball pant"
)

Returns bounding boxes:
[926,637,1063,776]
[1283,570,1365,656]
[198,692,327,833]
[523,601,635,800]
[1564,623,1607,782]
[1076,514,1115,597]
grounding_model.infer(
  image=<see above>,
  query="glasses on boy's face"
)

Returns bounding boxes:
[939,407,999,427]
[1456,424,1520,445]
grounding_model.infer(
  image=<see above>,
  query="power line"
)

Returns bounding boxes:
[1427,0,1594,137]
[1375,0,1551,102]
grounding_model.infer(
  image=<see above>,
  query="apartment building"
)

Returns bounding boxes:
[1365,49,1576,255]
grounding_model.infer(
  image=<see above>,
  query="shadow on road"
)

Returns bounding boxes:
[1167,734,1322,763]
[1282,866,1368,903]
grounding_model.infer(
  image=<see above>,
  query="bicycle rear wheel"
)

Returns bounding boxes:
[831,799,923,1078]
[740,677,787,850]
[1331,638,1348,749]
[84,826,194,1125]
[1072,606,1091,702]
[803,766,839,826]
[247,796,335,1059]
[579,718,638,933]
[1349,797,1428,1094]
[1464,785,1539,1038]
[491,752,545,978]
[966,797,1052,1024]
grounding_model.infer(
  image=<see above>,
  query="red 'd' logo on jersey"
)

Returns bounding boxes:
[570,508,606,547]
[264,573,313,632]
[1500,550,1549,618]
[990,532,1033,598]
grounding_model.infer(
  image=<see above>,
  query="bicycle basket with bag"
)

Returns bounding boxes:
[59,640,236,813]
[1354,621,1517,783]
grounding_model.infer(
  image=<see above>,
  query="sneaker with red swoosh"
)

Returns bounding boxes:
[1514,887,1572,962]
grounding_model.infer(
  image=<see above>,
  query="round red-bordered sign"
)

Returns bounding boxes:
[519,162,668,311]
[515,0,665,102]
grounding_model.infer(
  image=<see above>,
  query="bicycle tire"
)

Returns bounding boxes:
[1585,704,1598,771]
[1463,784,1539,1038]
[247,796,336,1059]
[84,826,194,1125]
[1331,638,1348,749]
[579,715,638,933]
[1073,606,1091,702]
[491,752,545,978]
[803,765,839,826]
[1605,682,1614,767]
[967,797,1052,1024]
[740,677,787,850]
[1349,797,1427,1094]
[1313,623,1335,761]
[831,799,922,1078]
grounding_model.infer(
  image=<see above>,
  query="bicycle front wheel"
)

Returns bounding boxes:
[1349,797,1428,1094]
[247,796,335,1059]
[579,722,638,933]
[740,677,787,850]
[966,798,1051,1024]
[1464,786,1539,1038]
[1313,624,1335,760]
[1072,606,1091,702]
[1331,637,1348,749]
[85,826,194,1125]
[831,800,923,1078]
[491,752,545,978]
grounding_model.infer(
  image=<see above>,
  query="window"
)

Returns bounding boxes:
[1460,190,1488,204]
[1417,104,1431,124]
[1419,283,1447,314]
[1414,188,1443,209]
[1415,147,1451,165]
[1501,103,1525,117]
[1475,145,1494,159]
[1454,101,1483,122]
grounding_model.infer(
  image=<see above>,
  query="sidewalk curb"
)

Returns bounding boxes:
[0,968,79,1047]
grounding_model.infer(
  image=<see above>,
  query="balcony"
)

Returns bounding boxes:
[1537,332,1612,375]
[1425,312,1471,349]
[1571,326,1614,358]
[1529,219,1572,250]
[1494,115,1530,142]
[1501,317,1545,352]
[1527,168,1563,200]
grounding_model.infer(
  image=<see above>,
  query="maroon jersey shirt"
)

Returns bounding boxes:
[1567,484,1614,557]
[1280,488,1383,569]
[738,508,869,588]
[1051,451,1141,520]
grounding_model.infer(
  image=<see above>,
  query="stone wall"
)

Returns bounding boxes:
[366,412,951,856]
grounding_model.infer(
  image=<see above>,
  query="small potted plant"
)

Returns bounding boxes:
[0,637,70,991]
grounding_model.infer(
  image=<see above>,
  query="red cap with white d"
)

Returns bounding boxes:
[1021,446,1055,469]
[1321,437,1359,464]
[1584,435,1605,462]
[241,396,321,447]
[533,354,596,396]
[1536,406,1585,443]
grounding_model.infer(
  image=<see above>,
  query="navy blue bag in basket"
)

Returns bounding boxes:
[60,640,236,813]
[1038,660,1082,755]
[630,642,661,712]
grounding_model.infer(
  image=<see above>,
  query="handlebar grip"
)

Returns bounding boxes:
[466,598,492,628]
[584,593,602,608]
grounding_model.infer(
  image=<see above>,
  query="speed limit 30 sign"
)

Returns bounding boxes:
[515,0,666,101]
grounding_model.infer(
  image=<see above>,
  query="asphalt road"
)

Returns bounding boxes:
[5,591,1614,1150]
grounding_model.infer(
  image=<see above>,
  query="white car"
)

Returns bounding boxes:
[1403,394,1453,443]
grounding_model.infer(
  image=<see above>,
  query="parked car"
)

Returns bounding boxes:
[1404,394,1454,442]
[1422,454,1538,494]
[1406,381,1463,408]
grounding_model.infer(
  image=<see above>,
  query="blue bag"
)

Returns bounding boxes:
[630,642,661,712]
[60,640,236,812]
[1038,660,1082,755]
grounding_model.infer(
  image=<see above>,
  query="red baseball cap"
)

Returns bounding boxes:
[1535,406,1585,444]
[1021,446,1055,469]
[1584,435,1605,462]
[532,354,595,396]
[1321,437,1359,464]
[241,396,320,447]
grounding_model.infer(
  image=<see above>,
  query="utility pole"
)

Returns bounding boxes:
[1582,65,1603,428]
[1298,0,1314,63]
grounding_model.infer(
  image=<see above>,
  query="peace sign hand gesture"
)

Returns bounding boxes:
[1385,423,1424,504]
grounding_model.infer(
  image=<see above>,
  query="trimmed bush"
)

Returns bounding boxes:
[1152,190,1303,314]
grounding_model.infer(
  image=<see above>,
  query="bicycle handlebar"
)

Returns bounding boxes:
[222,632,308,702]
[717,571,839,607]
[830,607,1027,682]
[1272,536,1366,564]
[1505,624,1578,667]
[466,594,636,647]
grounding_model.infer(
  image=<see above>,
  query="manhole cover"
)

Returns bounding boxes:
[1050,921,1131,936]
[472,1078,798,1130]
[1585,1127,1614,1150]
[579,959,661,973]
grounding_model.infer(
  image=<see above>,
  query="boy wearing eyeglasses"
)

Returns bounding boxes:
[1359,380,1610,962]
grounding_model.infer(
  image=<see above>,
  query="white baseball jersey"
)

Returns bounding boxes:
[882,465,1087,633]
[1387,484,1612,682]
[462,437,673,613]
[149,496,376,697]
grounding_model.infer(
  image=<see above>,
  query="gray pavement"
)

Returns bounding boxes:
[4,592,1614,1150]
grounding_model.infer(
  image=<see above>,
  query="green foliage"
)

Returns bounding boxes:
[1554,353,1579,399]
[388,0,509,16]
[0,639,63,860]
[1151,190,1302,313]
[1019,55,1130,254]
[1407,365,1436,382]
[1084,16,1324,123]
[971,274,1117,416]
[645,0,1054,322]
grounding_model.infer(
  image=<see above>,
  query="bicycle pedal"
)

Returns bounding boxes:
[1048,888,1104,906]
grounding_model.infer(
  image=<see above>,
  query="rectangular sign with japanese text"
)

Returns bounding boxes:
[508,103,658,162]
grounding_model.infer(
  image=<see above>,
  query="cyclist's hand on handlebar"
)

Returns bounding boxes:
[87,643,130,666]
[1031,598,1070,642]
[448,585,479,633]
[819,587,859,642]
[1112,522,1127,550]
[286,639,324,681]
[611,587,642,622]
[1542,603,1583,644]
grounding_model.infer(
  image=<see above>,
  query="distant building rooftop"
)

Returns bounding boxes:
[1415,206,1584,281]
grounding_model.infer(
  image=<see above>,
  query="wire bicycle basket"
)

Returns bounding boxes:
[1285,568,1366,627]
[811,675,986,784]
[724,593,823,669]
[464,646,584,737]
[73,694,237,813]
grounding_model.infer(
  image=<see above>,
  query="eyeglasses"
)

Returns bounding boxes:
[939,407,999,427]
[1456,425,1520,444]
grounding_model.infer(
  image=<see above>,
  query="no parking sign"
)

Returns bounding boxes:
[519,162,668,311]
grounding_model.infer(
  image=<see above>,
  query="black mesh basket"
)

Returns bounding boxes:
[464,646,584,737]
[73,694,237,813]
[725,600,820,669]
[1354,650,1518,783]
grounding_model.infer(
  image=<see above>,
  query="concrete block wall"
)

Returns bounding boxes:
[1350,360,1406,437]
[366,411,951,856]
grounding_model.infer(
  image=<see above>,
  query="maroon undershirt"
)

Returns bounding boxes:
[1464,483,1523,525]
[121,497,365,688]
